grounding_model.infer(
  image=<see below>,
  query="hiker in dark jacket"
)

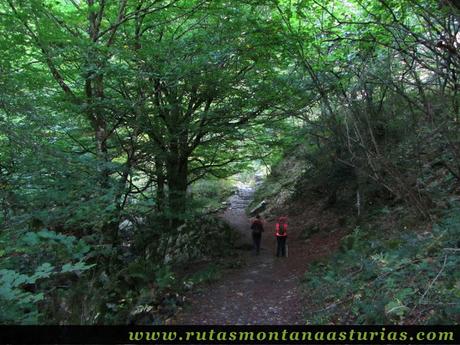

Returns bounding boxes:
[250,214,264,255]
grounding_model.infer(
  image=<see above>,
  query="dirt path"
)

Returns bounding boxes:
[175,204,348,325]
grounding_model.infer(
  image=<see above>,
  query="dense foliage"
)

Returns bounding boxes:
[1,0,459,324]
[303,207,460,324]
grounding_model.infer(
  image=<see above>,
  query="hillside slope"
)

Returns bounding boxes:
[250,141,460,324]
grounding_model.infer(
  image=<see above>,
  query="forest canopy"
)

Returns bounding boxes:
[0,0,459,324]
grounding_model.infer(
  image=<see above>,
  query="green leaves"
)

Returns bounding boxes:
[384,300,410,318]
[20,230,91,261]
[1,0,459,325]
[32,263,55,280]
[0,228,95,324]
[302,207,460,324]
[384,288,414,320]
[0,270,34,289]
[61,261,95,273]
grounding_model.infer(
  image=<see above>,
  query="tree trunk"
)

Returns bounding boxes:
[155,156,166,212]
[85,2,114,242]
[166,154,188,228]
[94,114,110,188]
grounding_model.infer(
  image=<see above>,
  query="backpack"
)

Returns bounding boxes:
[251,220,263,234]
[276,217,288,236]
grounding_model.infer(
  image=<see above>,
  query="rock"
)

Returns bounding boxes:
[119,219,133,232]
[250,200,268,216]
[255,173,264,186]
[119,217,145,232]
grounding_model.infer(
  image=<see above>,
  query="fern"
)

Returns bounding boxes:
[0,229,95,324]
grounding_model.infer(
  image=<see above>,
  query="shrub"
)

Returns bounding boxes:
[302,207,460,324]
[0,229,95,323]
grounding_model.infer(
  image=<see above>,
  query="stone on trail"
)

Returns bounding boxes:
[250,200,268,216]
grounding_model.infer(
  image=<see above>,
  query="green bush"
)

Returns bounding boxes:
[0,229,95,324]
[302,207,460,324]
[185,263,223,286]
[189,178,235,212]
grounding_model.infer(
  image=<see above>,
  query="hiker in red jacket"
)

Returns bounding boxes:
[275,216,288,257]
[250,214,264,255]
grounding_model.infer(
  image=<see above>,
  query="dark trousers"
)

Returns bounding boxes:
[276,236,287,257]
[252,233,262,254]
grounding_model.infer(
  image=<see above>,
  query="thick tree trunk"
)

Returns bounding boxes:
[85,2,116,243]
[166,154,188,228]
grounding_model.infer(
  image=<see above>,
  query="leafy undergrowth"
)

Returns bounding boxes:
[249,143,309,214]
[113,261,228,325]
[0,213,239,324]
[0,229,95,324]
[302,206,460,324]
[80,215,240,324]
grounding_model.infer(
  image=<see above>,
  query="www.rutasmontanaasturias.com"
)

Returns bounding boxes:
[128,328,455,343]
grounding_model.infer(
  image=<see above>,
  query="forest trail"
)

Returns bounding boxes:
[175,184,347,324]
